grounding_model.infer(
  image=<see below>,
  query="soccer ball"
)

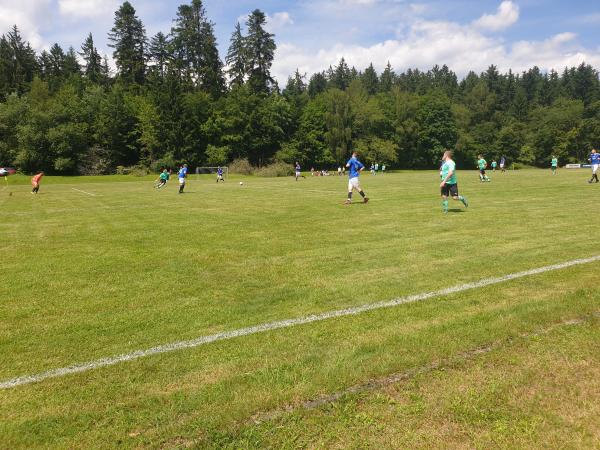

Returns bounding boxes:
[239,181,243,185]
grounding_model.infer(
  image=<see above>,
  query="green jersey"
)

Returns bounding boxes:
[477,159,487,170]
[159,172,169,181]
[441,159,457,184]
[491,161,497,168]
[551,158,558,167]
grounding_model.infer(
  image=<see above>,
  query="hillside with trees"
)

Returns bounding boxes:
[1,0,600,174]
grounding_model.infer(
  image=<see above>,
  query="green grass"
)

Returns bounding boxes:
[0,169,599,448]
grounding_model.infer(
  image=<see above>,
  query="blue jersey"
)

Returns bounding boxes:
[590,153,600,165]
[500,157,506,165]
[347,157,364,178]
[217,168,223,176]
[295,164,301,172]
[178,167,187,179]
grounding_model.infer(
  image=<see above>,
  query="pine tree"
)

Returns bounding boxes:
[63,47,81,77]
[80,33,102,83]
[148,32,170,78]
[361,63,379,95]
[225,22,246,87]
[380,61,395,92]
[331,58,351,90]
[6,26,38,94]
[108,1,147,84]
[308,72,327,97]
[171,0,224,96]
[245,9,276,93]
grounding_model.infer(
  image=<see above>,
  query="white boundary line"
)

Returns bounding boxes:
[71,188,97,197]
[1,255,599,390]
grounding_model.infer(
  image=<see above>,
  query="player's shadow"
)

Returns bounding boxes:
[447,208,466,213]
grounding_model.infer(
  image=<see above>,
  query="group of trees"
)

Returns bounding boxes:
[1,0,600,175]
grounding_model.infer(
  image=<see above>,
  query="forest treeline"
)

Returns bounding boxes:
[1,0,600,174]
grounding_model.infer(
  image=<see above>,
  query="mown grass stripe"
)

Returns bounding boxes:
[2,254,599,390]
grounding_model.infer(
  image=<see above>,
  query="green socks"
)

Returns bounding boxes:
[442,200,449,212]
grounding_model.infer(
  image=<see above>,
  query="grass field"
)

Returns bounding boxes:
[1,169,599,448]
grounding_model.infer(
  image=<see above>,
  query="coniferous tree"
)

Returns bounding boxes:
[63,47,81,77]
[226,22,247,87]
[148,32,170,79]
[245,9,276,93]
[380,61,395,92]
[80,33,102,83]
[308,71,327,97]
[108,1,147,84]
[171,0,225,96]
[362,63,379,95]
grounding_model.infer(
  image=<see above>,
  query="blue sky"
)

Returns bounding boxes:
[1,0,600,81]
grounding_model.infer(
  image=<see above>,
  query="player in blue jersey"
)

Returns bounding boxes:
[178,164,188,193]
[216,166,224,182]
[345,151,369,205]
[295,162,302,181]
[500,156,506,172]
[588,149,600,183]
[440,150,468,213]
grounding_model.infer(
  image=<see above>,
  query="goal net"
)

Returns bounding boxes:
[195,166,229,179]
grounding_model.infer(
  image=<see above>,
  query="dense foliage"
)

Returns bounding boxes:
[1,0,600,174]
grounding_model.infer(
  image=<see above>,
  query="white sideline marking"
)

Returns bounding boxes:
[1,255,599,390]
[71,188,97,196]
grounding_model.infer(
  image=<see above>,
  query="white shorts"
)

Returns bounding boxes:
[500,164,505,169]
[295,171,301,177]
[179,177,185,185]
[348,177,362,191]
[593,164,599,174]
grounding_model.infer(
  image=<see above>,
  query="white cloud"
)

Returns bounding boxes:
[266,12,294,32]
[58,0,118,20]
[0,0,52,49]
[272,10,600,82]
[473,0,519,32]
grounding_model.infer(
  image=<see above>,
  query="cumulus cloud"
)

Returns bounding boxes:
[58,0,118,20]
[0,0,52,49]
[272,5,600,82]
[266,12,294,32]
[473,0,519,32]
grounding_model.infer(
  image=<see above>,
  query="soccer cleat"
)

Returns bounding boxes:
[344,199,352,205]
[363,197,369,204]
[462,197,469,207]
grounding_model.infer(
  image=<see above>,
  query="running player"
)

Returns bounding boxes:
[551,156,558,175]
[500,156,506,172]
[155,169,169,188]
[440,150,468,213]
[381,164,386,175]
[216,166,224,182]
[491,160,497,171]
[589,149,600,183]
[345,151,369,205]
[178,164,188,193]
[31,171,44,194]
[295,162,301,181]
[477,155,490,182]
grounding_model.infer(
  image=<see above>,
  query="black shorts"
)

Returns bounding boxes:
[441,183,458,197]
[479,169,486,175]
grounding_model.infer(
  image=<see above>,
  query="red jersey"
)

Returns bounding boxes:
[31,173,44,185]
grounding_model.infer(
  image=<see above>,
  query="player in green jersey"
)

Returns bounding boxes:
[477,155,490,182]
[440,150,468,213]
[551,156,558,175]
[491,160,497,171]
[155,169,169,189]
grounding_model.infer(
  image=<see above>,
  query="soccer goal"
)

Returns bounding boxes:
[195,166,229,179]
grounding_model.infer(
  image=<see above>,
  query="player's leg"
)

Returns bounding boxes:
[450,184,467,208]
[354,178,368,203]
[345,179,353,204]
